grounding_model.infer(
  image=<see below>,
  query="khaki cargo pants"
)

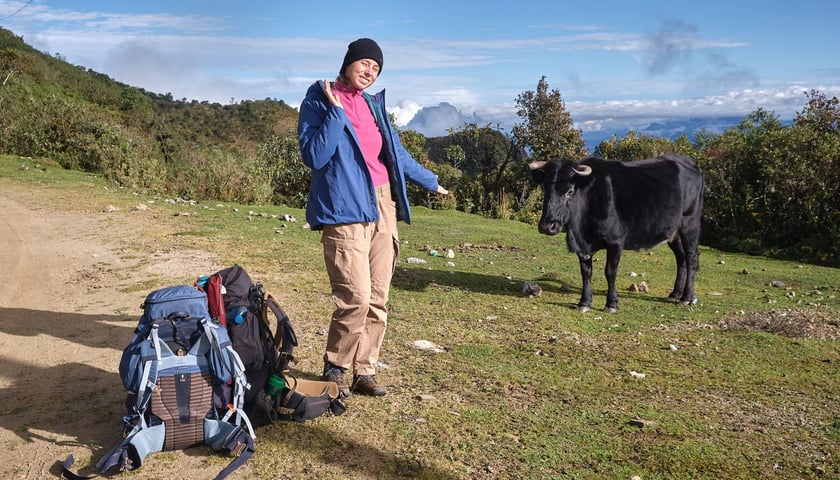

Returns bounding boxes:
[321,183,399,376]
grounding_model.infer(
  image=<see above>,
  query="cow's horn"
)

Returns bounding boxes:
[573,165,592,176]
[528,161,547,170]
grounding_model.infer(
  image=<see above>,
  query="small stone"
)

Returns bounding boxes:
[521,282,542,297]
[627,418,656,428]
[414,339,445,353]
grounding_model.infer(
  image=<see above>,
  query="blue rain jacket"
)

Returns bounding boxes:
[298,80,439,230]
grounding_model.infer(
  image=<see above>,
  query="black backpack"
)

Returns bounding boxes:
[200,265,297,425]
[200,265,346,424]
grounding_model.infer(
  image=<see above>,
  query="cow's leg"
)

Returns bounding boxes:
[679,231,700,305]
[603,245,622,313]
[577,254,593,313]
[667,237,687,302]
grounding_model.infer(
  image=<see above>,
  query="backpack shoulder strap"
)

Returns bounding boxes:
[262,292,298,371]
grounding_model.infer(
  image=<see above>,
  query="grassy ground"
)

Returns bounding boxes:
[3,155,838,479]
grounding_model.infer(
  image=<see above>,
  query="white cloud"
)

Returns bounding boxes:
[390,100,423,127]
[6,2,839,141]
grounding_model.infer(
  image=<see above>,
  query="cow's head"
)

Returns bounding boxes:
[529,159,592,235]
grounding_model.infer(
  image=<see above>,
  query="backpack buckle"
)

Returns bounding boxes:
[230,440,246,457]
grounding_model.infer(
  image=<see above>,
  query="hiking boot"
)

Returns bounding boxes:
[351,375,387,396]
[322,364,350,398]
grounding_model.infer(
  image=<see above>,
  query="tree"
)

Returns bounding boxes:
[697,102,840,266]
[512,76,587,161]
[795,89,840,133]
[594,131,696,160]
[442,123,522,217]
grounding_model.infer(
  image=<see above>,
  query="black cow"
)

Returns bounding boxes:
[529,154,704,313]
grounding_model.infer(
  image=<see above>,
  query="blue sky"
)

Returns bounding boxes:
[2,0,839,137]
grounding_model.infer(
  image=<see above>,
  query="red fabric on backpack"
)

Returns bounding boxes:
[205,273,227,327]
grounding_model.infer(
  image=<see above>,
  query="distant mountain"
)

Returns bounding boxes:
[404,102,756,152]
[580,116,747,151]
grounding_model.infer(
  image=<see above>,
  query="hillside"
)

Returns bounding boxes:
[0,26,298,174]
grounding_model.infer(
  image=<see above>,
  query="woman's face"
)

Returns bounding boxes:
[344,58,380,90]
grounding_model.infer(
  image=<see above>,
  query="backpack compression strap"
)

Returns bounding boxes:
[212,427,255,480]
[200,319,256,440]
[63,429,254,480]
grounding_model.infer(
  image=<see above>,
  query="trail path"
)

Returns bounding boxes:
[0,182,229,479]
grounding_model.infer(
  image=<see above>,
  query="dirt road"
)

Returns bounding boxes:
[0,182,230,479]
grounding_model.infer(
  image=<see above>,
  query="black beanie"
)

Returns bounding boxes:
[340,38,383,75]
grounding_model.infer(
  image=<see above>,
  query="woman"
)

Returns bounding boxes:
[298,38,448,397]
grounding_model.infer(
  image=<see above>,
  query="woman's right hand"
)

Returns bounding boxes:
[323,80,342,108]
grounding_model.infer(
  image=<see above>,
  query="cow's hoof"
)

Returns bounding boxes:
[576,305,591,313]
[604,307,618,314]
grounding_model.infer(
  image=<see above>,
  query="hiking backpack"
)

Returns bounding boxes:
[63,285,256,480]
[199,265,345,424]
[199,265,297,425]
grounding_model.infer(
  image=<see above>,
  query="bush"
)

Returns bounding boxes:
[256,135,309,208]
